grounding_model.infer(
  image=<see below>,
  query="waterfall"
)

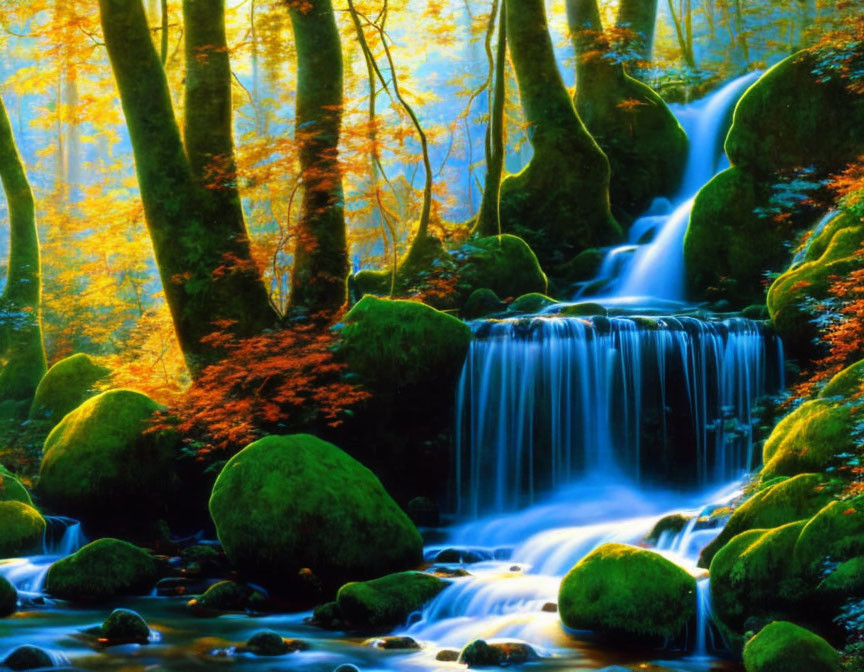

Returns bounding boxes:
[454,315,783,516]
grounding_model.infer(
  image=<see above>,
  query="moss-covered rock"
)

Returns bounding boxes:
[45,538,157,601]
[0,470,33,506]
[709,522,807,630]
[2,645,55,670]
[761,400,856,480]
[461,289,506,321]
[0,501,45,558]
[646,513,691,545]
[209,434,423,591]
[698,474,832,568]
[100,608,150,644]
[339,296,472,395]
[37,389,179,532]
[793,498,864,592]
[335,571,447,629]
[28,354,112,428]
[558,542,696,640]
[507,293,556,315]
[768,214,864,359]
[187,580,266,614]
[454,235,548,301]
[820,359,864,399]
[743,621,840,672]
[0,575,17,616]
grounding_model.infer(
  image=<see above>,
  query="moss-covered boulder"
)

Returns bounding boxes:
[709,522,807,630]
[743,621,840,672]
[0,575,17,616]
[507,293,556,315]
[558,543,696,641]
[461,289,506,321]
[761,400,856,480]
[0,501,45,558]
[339,297,471,396]
[698,474,833,568]
[209,434,423,591]
[44,538,157,601]
[768,213,864,359]
[37,389,179,533]
[2,645,55,671]
[187,580,266,614]
[28,354,111,428]
[100,608,150,644]
[0,470,33,506]
[335,571,447,629]
[820,359,864,399]
[454,235,548,301]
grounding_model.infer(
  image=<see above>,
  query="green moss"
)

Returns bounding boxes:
[455,235,548,301]
[45,538,157,601]
[336,571,447,628]
[699,474,832,568]
[37,389,179,530]
[558,542,696,640]
[761,400,855,480]
[727,51,864,177]
[507,293,556,315]
[0,575,16,617]
[0,471,32,506]
[709,521,806,630]
[646,513,691,544]
[209,434,423,591]
[0,501,45,558]
[820,360,864,399]
[189,580,264,613]
[28,354,111,427]
[743,621,840,672]
[100,608,150,643]
[339,296,472,395]
[768,214,864,358]
[794,498,864,580]
[461,289,506,321]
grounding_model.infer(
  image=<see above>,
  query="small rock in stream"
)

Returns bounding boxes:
[3,645,56,670]
[243,629,307,656]
[99,608,151,645]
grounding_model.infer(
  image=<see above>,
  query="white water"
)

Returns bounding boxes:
[583,71,762,303]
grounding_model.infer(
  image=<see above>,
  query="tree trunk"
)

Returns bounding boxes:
[616,0,658,66]
[99,0,276,374]
[286,0,349,315]
[475,0,507,238]
[666,0,697,69]
[499,0,619,269]
[0,97,46,403]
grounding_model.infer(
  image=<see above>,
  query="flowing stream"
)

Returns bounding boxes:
[0,73,773,672]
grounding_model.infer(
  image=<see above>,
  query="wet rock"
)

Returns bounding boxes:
[542,602,558,613]
[0,575,18,617]
[462,288,507,321]
[405,496,440,528]
[428,566,470,578]
[187,580,266,615]
[3,645,55,670]
[311,601,344,629]
[365,636,420,650]
[336,571,448,629]
[458,639,538,667]
[154,576,208,598]
[100,608,150,645]
[645,513,691,544]
[332,666,361,672]
[433,548,488,564]
[243,629,307,656]
[436,649,459,662]
[179,544,224,576]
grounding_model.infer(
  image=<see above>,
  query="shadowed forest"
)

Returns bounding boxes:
[0,0,862,670]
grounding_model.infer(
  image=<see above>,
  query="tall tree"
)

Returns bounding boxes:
[499,0,619,269]
[616,0,659,66]
[285,0,350,315]
[0,97,46,404]
[99,0,277,374]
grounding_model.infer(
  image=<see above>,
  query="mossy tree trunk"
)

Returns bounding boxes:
[286,0,350,316]
[0,97,47,404]
[500,0,618,270]
[475,0,507,239]
[99,0,277,375]
[616,0,658,66]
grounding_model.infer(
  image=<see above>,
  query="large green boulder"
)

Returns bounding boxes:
[709,522,806,630]
[0,501,45,558]
[209,434,423,591]
[28,354,112,428]
[44,538,157,601]
[743,621,840,672]
[761,400,855,480]
[0,470,33,507]
[37,389,179,532]
[820,359,864,399]
[335,571,447,629]
[339,296,471,396]
[454,235,548,301]
[698,474,833,568]
[768,213,864,359]
[558,543,696,641]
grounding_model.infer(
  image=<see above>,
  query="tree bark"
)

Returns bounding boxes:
[616,0,658,65]
[99,0,276,374]
[0,96,46,403]
[286,0,349,315]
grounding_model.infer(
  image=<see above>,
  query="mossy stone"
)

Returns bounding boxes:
[336,571,447,629]
[209,434,423,591]
[339,296,472,395]
[45,538,157,601]
[558,542,696,640]
[0,575,17,616]
[0,471,33,507]
[2,645,55,671]
[820,359,864,399]
[188,580,264,613]
[761,400,855,480]
[28,353,111,428]
[0,501,45,558]
[698,474,832,568]
[100,608,150,643]
[461,289,506,321]
[38,389,179,531]
[793,498,864,582]
[455,235,548,301]
[742,621,840,672]
[507,293,556,315]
